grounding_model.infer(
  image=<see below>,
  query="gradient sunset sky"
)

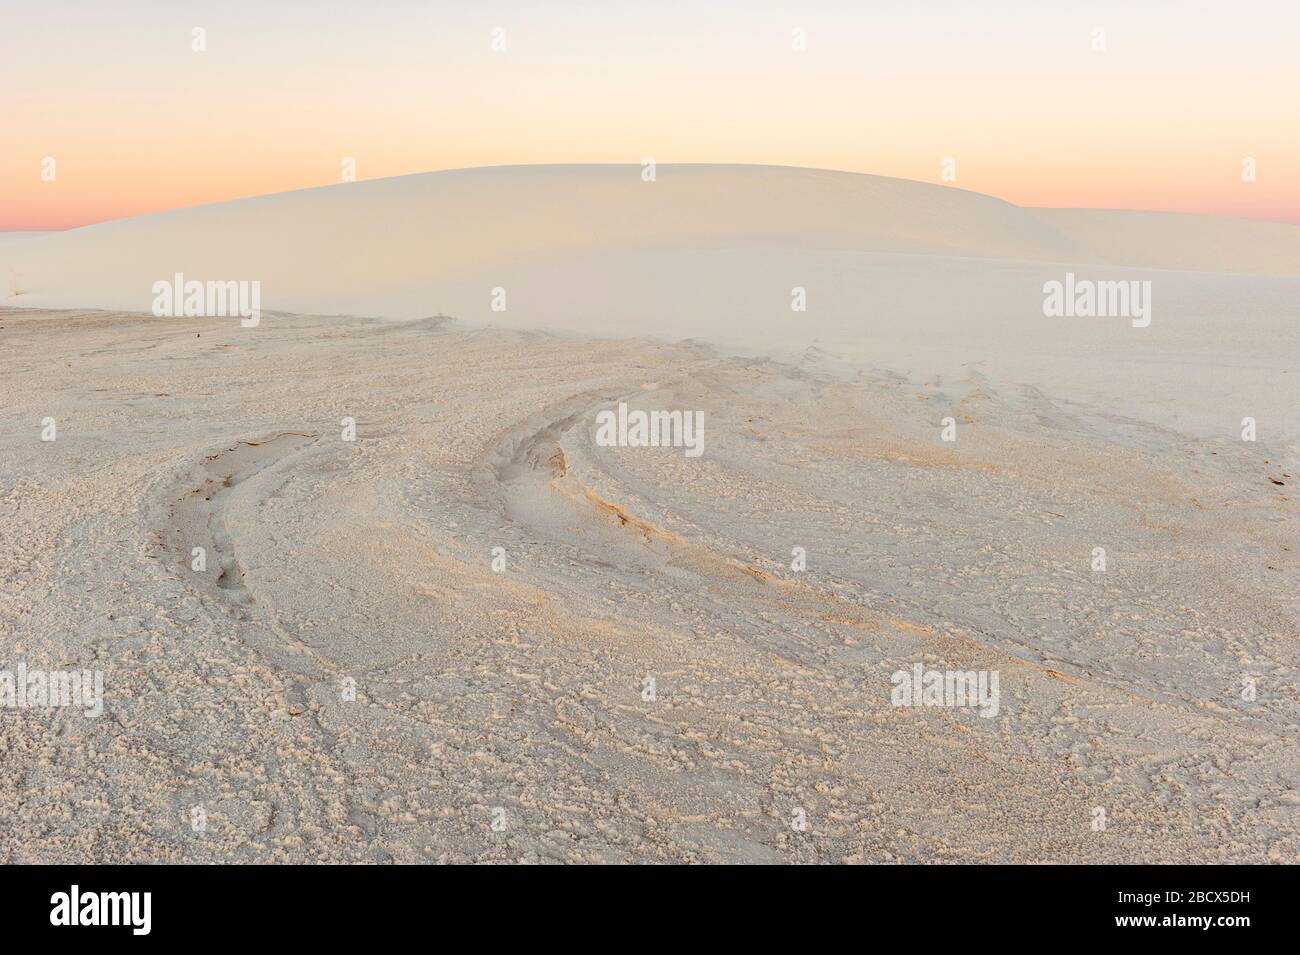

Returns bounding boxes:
[4,0,1297,231]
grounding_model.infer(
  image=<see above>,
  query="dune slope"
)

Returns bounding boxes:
[4,164,1298,451]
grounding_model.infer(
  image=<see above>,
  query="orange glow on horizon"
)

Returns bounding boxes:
[3,2,1297,231]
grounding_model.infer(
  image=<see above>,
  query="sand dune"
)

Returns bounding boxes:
[5,165,1298,317]
[1031,208,1300,276]
[4,165,1299,452]
[2,165,1297,863]
[2,165,1088,312]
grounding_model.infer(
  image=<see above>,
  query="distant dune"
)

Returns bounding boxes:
[1030,208,1300,276]
[4,166,1298,314]
[3,164,1298,449]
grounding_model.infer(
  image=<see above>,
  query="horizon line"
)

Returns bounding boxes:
[9,162,1300,233]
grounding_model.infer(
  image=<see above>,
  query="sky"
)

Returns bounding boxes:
[3,0,1297,230]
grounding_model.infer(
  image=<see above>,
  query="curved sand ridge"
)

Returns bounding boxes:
[2,309,1285,861]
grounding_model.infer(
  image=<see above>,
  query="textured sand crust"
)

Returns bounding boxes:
[1,307,1296,863]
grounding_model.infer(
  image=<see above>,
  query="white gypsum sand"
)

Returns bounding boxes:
[0,165,1297,862]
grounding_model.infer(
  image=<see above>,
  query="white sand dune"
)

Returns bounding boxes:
[1031,207,1300,276]
[2,165,1092,310]
[7,166,1300,316]
[4,165,1299,452]
[2,166,1298,863]
[0,232,52,246]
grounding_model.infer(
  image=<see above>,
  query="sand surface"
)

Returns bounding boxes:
[1,166,1297,862]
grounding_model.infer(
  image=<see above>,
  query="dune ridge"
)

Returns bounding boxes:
[4,164,1299,315]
